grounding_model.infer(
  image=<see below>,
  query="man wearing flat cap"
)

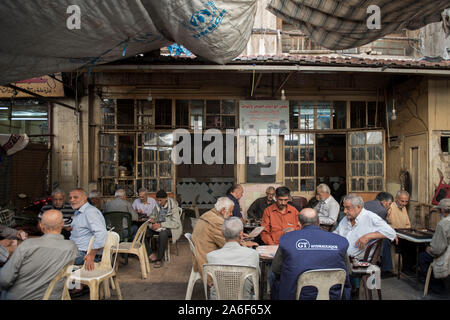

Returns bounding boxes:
[418,198,450,294]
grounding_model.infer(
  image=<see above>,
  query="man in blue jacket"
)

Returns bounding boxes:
[272,208,351,300]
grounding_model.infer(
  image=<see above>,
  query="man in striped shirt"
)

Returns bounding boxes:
[39,188,74,239]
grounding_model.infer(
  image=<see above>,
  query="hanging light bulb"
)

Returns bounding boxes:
[147,89,153,102]
[391,99,397,121]
[281,89,286,101]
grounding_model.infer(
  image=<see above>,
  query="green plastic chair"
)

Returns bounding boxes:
[103,211,133,242]
[103,211,133,265]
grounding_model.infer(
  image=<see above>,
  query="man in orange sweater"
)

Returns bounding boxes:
[261,186,300,245]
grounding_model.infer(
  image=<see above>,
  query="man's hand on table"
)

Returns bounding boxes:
[241,240,259,248]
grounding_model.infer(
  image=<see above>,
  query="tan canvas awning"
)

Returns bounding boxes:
[267,0,450,50]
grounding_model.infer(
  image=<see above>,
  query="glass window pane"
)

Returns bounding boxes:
[350,133,365,145]
[100,135,115,147]
[222,100,236,115]
[144,179,157,192]
[222,116,235,128]
[299,134,314,146]
[285,134,298,147]
[143,164,156,177]
[290,101,300,130]
[285,164,299,177]
[300,163,314,177]
[317,101,331,129]
[191,100,204,130]
[366,131,383,144]
[285,179,299,192]
[160,179,172,192]
[351,147,365,161]
[206,115,220,128]
[100,148,115,162]
[333,101,346,129]
[155,99,172,128]
[144,133,157,146]
[116,99,135,129]
[101,163,116,177]
[300,101,314,130]
[102,114,115,128]
[368,178,383,191]
[206,100,220,114]
[143,148,156,161]
[159,133,173,146]
[351,101,366,128]
[285,147,299,162]
[301,179,315,191]
[351,178,365,191]
[367,146,383,161]
[159,149,172,161]
[102,179,115,196]
[351,163,365,176]
[300,148,314,161]
[368,162,383,176]
[159,163,172,177]
[176,100,189,127]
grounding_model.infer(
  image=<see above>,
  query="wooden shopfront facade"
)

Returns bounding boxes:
[84,57,450,211]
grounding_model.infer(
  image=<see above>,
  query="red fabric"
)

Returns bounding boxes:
[261,203,300,245]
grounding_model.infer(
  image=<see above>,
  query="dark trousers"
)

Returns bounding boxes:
[145,228,172,261]
[418,251,445,292]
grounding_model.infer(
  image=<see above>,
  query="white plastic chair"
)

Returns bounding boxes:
[42,260,75,300]
[185,233,202,300]
[296,268,347,300]
[116,220,151,279]
[202,264,259,300]
[65,231,123,300]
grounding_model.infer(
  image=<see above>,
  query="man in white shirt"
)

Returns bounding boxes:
[206,217,260,300]
[132,188,157,219]
[315,184,340,228]
[334,193,397,260]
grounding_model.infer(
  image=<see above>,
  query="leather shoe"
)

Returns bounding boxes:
[69,286,89,298]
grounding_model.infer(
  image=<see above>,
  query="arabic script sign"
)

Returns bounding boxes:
[0,74,64,98]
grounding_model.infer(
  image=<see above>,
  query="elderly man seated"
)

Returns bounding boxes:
[247,186,275,222]
[418,199,450,294]
[192,197,257,282]
[334,194,397,261]
[334,193,396,295]
[315,183,340,229]
[39,188,74,239]
[103,189,139,238]
[132,188,157,219]
[206,217,260,300]
[147,190,182,268]
[0,210,78,300]
[272,208,351,300]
